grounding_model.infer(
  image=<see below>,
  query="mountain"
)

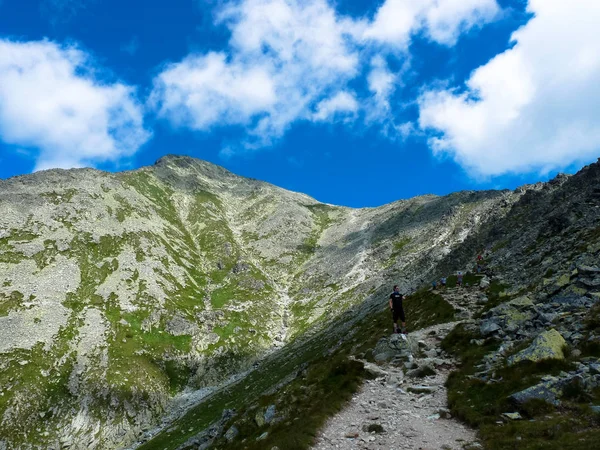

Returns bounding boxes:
[1,155,599,450]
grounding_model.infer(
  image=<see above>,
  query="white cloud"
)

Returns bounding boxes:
[150,0,501,153]
[418,0,600,177]
[366,55,397,121]
[364,0,499,48]
[151,0,360,148]
[424,0,501,45]
[312,91,359,121]
[0,39,150,171]
[151,52,276,129]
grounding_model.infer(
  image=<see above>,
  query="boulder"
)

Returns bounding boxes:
[480,277,491,289]
[224,426,239,442]
[508,296,534,309]
[509,375,582,406]
[254,410,266,427]
[556,273,571,288]
[508,329,566,366]
[480,320,501,336]
[509,379,561,406]
[363,362,389,379]
[256,432,268,441]
[372,334,419,362]
[264,405,276,424]
[486,304,535,331]
[406,385,437,394]
[577,265,600,275]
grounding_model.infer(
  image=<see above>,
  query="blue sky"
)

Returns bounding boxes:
[0,0,598,207]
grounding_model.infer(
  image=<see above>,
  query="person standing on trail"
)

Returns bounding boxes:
[457,271,464,287]
[389,285,406,334]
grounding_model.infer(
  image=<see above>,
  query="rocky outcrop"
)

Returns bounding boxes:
[508,329,567,366]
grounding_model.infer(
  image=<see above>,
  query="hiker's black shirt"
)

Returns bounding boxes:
[390,292,403,310]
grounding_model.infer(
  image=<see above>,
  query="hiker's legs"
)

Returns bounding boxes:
[392,310,400,332]
[399,308,407,333]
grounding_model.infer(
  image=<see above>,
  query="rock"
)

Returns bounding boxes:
[386,372,404,386]
[556,273,572,287]
[508,296,534,309]
[577,265,600,275]
[488,303,535,330]
[256,432,268,441]
[480,320,501,336]
[372,334,418,362]
[224,425,239,442]
[363,362,389,378]
[502,412,523,420]
[508,329,566,366]
[406,364,436,378]
[254,410,266,427]
[406,385,437,394]
[264,405,276,424]
[363,423,384,433]
[463,442,484,450]
[538,312,557,324]
[438,408,452,419]
[509,375,580,406]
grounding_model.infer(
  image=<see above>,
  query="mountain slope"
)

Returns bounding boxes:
[0,155,536,449]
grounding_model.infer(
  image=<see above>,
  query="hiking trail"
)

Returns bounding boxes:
[312,288,484,450]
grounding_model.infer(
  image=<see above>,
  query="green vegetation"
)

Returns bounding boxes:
[492,240,509,252]
[404,289,456,330]
[383,236,412,268]
[0,290,24,316]
[296,204,337,259]
[41,189,78,204]
[0,312,80,447]
[393,237,411,252]
[0,231,39,264]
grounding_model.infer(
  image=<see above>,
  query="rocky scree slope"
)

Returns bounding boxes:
[0,154,537,449]
[430,160,600,449]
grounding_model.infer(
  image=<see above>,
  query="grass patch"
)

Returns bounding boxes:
[492,240,509,252]
[0,291,25,316]
[404,289,456,331]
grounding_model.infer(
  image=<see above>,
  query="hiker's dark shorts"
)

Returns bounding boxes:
[392,307,405,322]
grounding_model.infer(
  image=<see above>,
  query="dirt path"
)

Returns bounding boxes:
[312,288,484,450]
